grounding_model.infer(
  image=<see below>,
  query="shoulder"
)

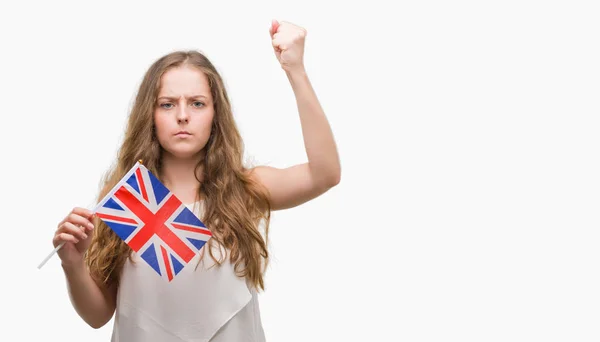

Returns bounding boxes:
[245,165,276,180]
[244,165,281,190]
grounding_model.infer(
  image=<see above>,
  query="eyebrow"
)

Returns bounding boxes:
[157,95,209,100]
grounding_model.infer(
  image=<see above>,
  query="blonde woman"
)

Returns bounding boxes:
[52,19,341,342]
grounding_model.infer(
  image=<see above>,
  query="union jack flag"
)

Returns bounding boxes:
[94,161,212,282]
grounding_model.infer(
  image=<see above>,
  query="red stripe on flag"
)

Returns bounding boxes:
[171,223,212,236]
[161,245,173,281]
[116,186,155,252]
[96,213,138,225]
[153,196,197,262]
[135,168,149,202]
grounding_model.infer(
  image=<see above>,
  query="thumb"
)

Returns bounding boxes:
[269,19,280,38]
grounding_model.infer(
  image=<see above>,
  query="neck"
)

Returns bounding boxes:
[160,151,204,204]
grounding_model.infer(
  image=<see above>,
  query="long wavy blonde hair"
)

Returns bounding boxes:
[85,50,271,290]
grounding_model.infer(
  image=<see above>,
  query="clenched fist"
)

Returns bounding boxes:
[269,19,307,72]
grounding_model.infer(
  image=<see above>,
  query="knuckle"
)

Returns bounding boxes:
[56,223,65,233]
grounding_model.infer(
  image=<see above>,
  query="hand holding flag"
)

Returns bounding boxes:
[39,161,212,282]
[52,207,95,269]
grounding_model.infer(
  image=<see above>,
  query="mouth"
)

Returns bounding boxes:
[175,131,192,136]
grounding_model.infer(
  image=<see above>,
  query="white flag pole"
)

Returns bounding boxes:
[37,242,67,269]
[37,160,143,269]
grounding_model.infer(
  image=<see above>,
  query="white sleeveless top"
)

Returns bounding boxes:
[110,201,266,342]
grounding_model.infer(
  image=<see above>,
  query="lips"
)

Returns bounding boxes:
[175,131,191,136]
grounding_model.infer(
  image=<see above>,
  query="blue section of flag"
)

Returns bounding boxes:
[105,222,137,241]
[171,255,184,275]
[187,238,206,250]
[126,173,140,195]
[103,197,124,211]
[149,172,170,205]
[174,208,205,227]
[141,245,161,276]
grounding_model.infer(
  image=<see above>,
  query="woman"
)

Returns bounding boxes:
[52,19,340,341]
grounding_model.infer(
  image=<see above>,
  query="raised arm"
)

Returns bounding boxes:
[251,20,341,211]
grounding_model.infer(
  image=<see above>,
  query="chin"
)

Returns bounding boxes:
[164,147,204,160]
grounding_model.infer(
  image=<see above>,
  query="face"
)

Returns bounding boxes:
[154,65,215,160]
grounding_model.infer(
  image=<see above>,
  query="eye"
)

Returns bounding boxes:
[160,103,173,109]
[193,101,205,108]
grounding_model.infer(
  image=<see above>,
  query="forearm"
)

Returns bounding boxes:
[62,262,115,329]
[286,68,341,186]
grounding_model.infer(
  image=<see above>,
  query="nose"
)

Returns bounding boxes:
[176,100,189,124]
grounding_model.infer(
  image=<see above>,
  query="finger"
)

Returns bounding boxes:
[58,207,94,230]
[53,232,80,246]
[269,19,280,38]
[60,222,89,241]
[272,36,287,51]
[66,212,95,231]
[71,207,94,220]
